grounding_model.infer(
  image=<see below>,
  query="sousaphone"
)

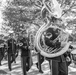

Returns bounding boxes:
[34,24,71,58]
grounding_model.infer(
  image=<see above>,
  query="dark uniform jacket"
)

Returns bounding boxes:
[7,38,16,54]
[44,28,66,62]
[20,37,33,71]
[19,37,29,57]
[44,28,60,47]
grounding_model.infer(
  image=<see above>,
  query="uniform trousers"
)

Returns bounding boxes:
[8,53,12,71]
[21,56,29,75]
[51,60,68,75]
[36,53,44,71]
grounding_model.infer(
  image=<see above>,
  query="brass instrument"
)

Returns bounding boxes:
[34,25,71,58]
[0,43,4,48]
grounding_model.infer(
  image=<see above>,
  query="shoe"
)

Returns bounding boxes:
[0,64,2,66]
[14,61,16,63]
[0,62,2,66]
[39,70,43,73]
[9,68,12,71]
[36,63,38,69]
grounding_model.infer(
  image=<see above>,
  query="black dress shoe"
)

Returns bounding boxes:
[0,63,2,66]
[39,70,43,73]
[9,68,12,71]
[0,62,2,66]
[14,61,16,63]
[36,63,38,69]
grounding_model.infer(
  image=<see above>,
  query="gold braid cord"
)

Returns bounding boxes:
[34,25,70,58]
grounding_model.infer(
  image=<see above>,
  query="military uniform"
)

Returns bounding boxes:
[20,37,33,75]
[53,55,68,75]
[7,38,16,71]
[45,40,68,75]
[44,28,68,75]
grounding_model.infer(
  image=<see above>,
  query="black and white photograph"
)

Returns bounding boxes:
[0,0,76,75]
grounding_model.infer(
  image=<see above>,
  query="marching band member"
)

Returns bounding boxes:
[43,17,70,75]
[19,32,33,75]
[7,33,16,71]
[45,38,69,75]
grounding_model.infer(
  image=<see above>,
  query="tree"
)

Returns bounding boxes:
[2,0,76,39]
[2,0,43,36]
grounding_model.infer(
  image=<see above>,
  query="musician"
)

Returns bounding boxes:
[46,45,68,75]
[44,27,60,48]
[40,1,69,74]
[44,27,69,75]
[7,33,16,71]
[0,35,5,66]
[19,32,32,75]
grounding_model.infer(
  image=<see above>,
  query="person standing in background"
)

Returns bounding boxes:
[19,32,33,75]
[7,33,16,71]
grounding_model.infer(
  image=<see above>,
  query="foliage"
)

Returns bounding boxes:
[2,0,43,36]
[2,0,76,40]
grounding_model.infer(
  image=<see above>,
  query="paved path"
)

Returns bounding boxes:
[0,55,76,75]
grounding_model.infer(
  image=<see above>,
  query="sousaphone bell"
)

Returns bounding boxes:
[34,24,71,58]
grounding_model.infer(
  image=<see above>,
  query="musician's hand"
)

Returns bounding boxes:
[24,46,27,49]
[66,56,71,62]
